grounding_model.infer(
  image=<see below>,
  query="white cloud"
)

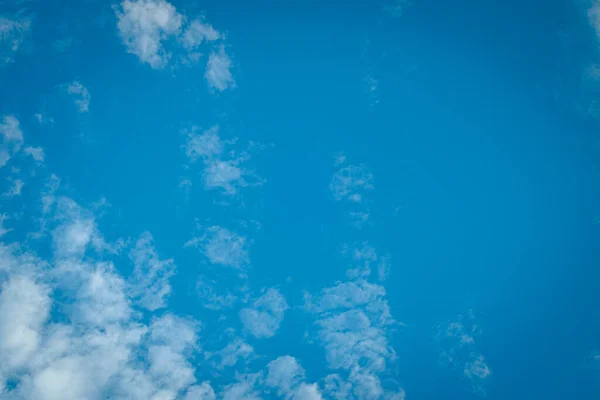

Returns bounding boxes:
[205,45,234,91]
[266,356,305,394]
[0,115,24,167]
[115,0,229,79]
[266,356,324,399]
[181,18,220,49]
[221,373,262,400]
[0,276,51,374]
[24,146,45,163]
[196,278,237,310]
[186,225,250,270]
[116,0,183,69]
[306,279,402,399]
[294,383,324,400]
[183,382,216,400]
[206,337,254,370]
[330,163,374,203]
[184,125,262,196]
[240,288,288,339]
[66,81,91,113]
[128,232,175,311]
[436,311,491,395]
[3,177,24,197]
[0,16,31,65]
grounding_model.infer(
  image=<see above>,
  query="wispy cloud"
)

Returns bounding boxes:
[0,115,24,168]
[205,336,254,370]
[205,45,235,91]
[128,232,175,311]
[2,177,24,197]
[0,16,31,65]
[330,158,374,203]
[184,125,263,196]
[240,288,288,339]
[65,81,91,113]
[185,225,251,270]
[436,310,491,396]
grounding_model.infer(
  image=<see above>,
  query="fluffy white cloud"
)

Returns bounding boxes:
[306,279,402,399]
[0,16,31,65]
[66,81,91,112]
[115,0,226,76]
[116,0,183,69]
[128,232,175,311]
[0,276,50,374]
[436,311,491,395]
[266,356,324,399]
[184,125,262,196]
[0,115,24,167]
[205,45,234,91]
[240,288,288,339]
[186,226,250,270]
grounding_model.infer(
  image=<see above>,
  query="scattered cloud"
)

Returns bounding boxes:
[23,146,45,163]
[115,0,183,69]
[240,288,288,339]
[0,115,24,168]
[205,45,235,91]
[185,225,250,270]
[115,0,228,80]
[3,177,24,197]
[266,356,323,399]
[436,310,491,396]
[0,16,31,65]
[206,336,254,370]
[65,81,91,112]
[181,18,220,49]
[128,232,175,311]
[330,161,374,203]
[184,125,264,196]
[305,279,403,399]
[34,113,54,125]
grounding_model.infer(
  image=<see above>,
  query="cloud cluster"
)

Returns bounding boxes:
[305,279,404,399]
[240,288,288,339]
[436,311,491,396]
[184,125,263,196]
[115,0,234,90]
[0,180,218,399]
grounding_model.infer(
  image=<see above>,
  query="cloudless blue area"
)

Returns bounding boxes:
[1,0,599,399]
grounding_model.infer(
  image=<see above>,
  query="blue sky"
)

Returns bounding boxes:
[1,0,600,399]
